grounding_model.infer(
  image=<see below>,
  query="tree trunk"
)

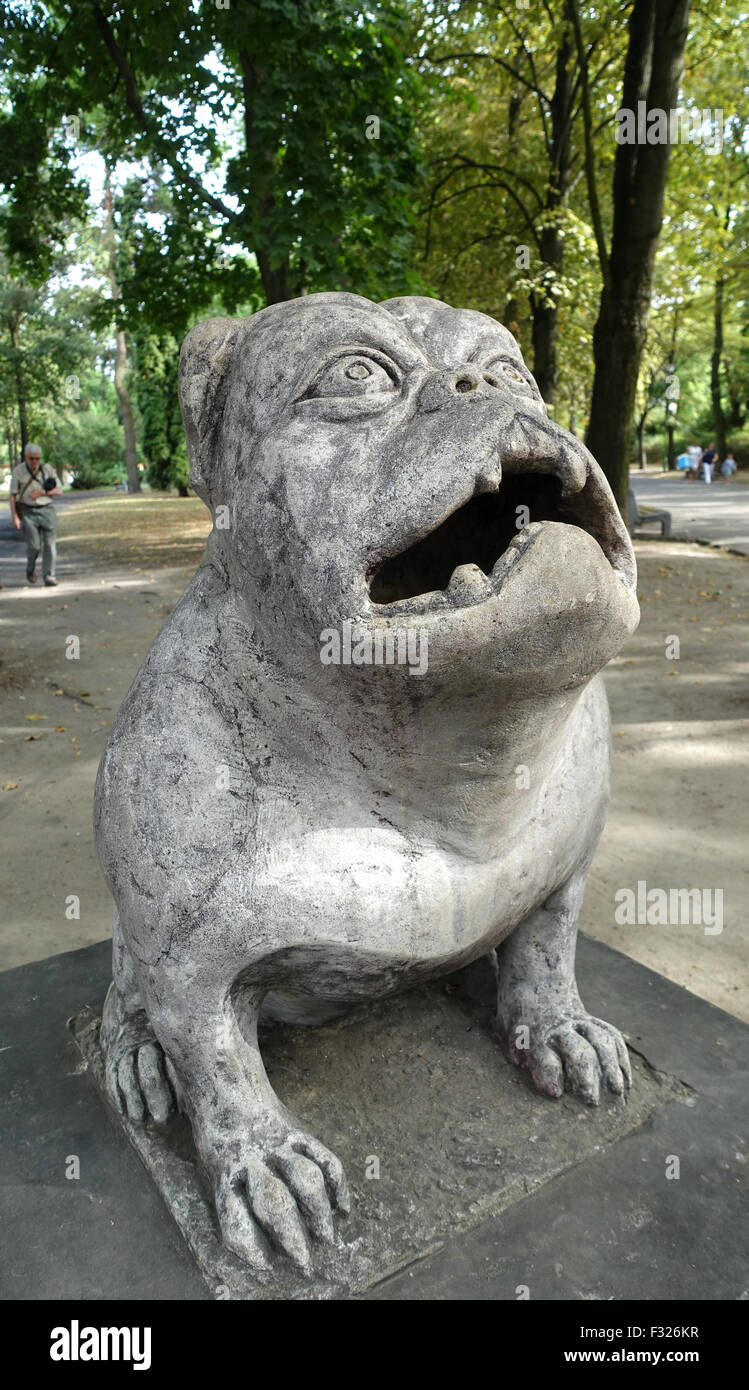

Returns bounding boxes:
[665,316,680,469]
[666,423,676,472]
[530,35,574,405]
[710,277,727,459]
[103,171,140,491]
[15,365,28,454]
[8,315,29,453]
[724,357,746,429]
[502,295,520,333]
[531,296,559,405]
[254,250,291,305]
[239,49,291,305]
[6,422,20,470]
[636,413,647,467]
[584,0,691,512]
[114,328,140,492]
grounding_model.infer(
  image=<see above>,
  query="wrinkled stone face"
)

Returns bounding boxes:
[181,293,639,693]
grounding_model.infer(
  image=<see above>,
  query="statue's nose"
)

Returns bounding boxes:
[453,367,481,393]
[417,365,498,414]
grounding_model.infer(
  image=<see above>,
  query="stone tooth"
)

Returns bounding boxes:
[491,522,543,580]
[447,563,490,596]
[491,543,521,581]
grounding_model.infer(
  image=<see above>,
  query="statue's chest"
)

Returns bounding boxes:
[252,812,581,983]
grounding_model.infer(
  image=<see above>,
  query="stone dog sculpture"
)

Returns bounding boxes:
[94,293,640,1274]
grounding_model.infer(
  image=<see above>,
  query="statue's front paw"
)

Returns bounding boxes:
[211,1129,350,1274]
[101,985,180,1125]
[505,1011,632,1106]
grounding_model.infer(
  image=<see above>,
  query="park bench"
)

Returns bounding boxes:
[627,486,672,539]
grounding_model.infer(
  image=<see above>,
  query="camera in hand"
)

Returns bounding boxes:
[42,475,57,492]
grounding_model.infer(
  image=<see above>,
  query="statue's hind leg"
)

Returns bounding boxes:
[100,906,181,1124]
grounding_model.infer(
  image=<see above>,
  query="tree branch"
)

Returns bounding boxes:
[437,228,519,296]
[425,50,547,104]
[495,3,552,147]
[420,156,543,259]
[91,4,235,223]
[566,0,610,295]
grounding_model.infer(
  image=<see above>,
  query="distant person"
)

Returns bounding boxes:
[701,442,717,485]
[721,452,738,479]
[687,441,702,482]
[9,442,62,586]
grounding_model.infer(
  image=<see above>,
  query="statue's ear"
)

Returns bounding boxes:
[179,318,244,498]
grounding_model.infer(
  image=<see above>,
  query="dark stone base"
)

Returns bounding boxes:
[1,937,747,1300]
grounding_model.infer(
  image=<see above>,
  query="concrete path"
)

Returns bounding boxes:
[0,489,113,590]
[629,472,749,554]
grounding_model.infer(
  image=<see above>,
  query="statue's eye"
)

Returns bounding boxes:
[306,353,398,399]
[484,359,536,394]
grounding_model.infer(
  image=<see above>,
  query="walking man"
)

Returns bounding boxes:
[9,442,62,586]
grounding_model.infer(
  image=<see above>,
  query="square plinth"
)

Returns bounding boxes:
[70,970,684,1300]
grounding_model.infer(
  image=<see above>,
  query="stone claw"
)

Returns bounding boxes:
[212,1129,348,1274]
[106,1035,180,1125]
[507,1010,632,1106]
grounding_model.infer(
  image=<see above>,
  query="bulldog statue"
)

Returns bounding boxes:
[94,293,639,1274]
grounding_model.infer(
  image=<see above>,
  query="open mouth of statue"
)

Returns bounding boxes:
[368,467,631,610]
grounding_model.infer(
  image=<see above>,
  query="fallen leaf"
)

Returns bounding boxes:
[24,734,40,741]
[3,782,19,791]
[25,713,46,721]
[56,725,67,732]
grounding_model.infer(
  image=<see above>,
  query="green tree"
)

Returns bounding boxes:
[0,1,426,308]
[134,331,189,494]
[411,0,628,408]
[46,406,125,488]
[0,254,93,463]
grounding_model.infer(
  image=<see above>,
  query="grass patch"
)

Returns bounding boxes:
[57,492,212,570]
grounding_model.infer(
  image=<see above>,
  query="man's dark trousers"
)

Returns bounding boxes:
[21,504,57,581]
